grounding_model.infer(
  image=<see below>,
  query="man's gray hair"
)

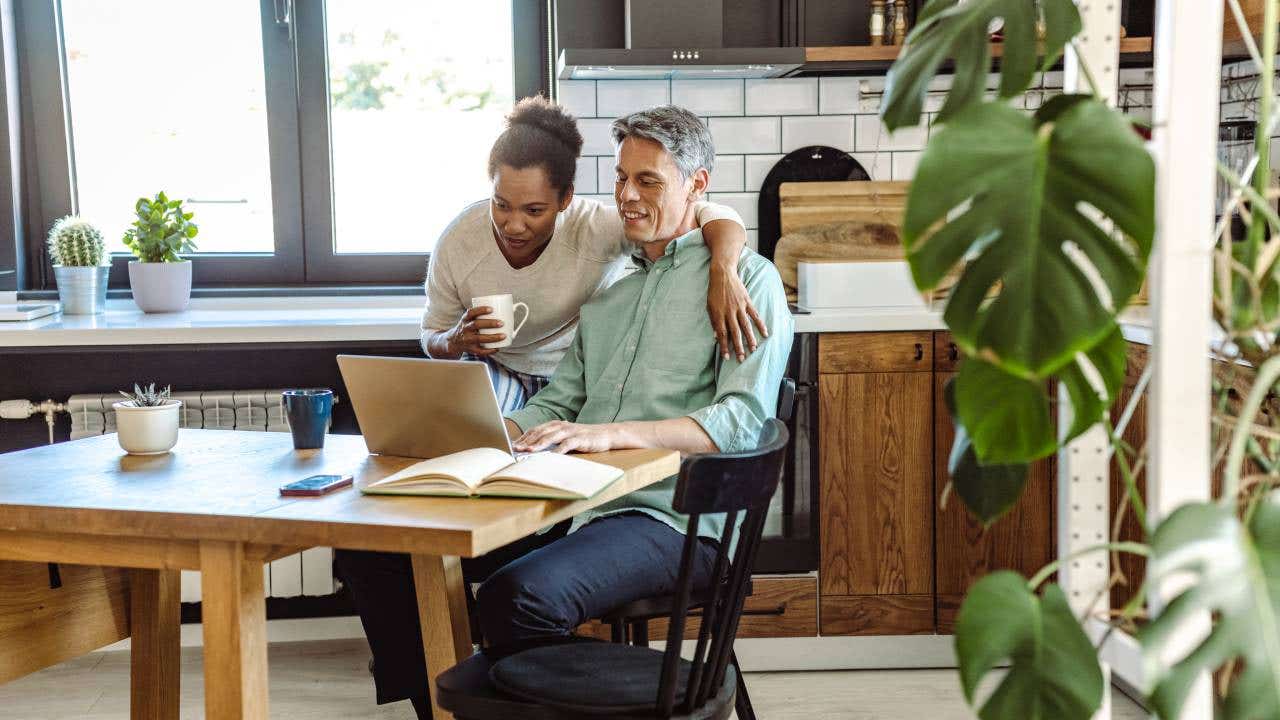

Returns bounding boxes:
[610,105,715,179]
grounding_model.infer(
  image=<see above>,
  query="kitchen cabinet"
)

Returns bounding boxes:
[816,330,1057,636]
[818,332,935,635]
[931,332,1056,633]
[1107,343,1255,616]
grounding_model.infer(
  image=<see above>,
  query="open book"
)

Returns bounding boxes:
[361,447,623,499]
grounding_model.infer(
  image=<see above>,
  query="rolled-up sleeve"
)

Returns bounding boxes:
[505,329,588,432]
[687,261,794,452]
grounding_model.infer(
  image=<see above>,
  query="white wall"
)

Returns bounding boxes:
[558,70,1156,250]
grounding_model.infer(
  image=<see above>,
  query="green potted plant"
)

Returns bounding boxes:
[47,215,109,315]
[879,1,1280,717]
[123,191,198,313]
[113,383,181,455]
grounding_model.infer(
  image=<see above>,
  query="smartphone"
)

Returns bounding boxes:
[280,474,353,497]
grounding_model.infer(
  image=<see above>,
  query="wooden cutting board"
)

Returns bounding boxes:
[778,180,909,236]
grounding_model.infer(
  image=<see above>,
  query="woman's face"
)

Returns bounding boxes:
[489,164,572,268]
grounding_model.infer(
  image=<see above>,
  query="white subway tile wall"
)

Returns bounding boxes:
[671,79,744,116]
[558,80,597,118]
[709,116,782,155]
[557,71,1156,229]
[575,156,598,194]
[709,154,746,192]
[745,78,818,115]
[818,77,860,115]
[782,115,855,152]
[596,79,670,117]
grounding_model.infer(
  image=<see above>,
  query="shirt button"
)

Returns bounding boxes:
[616,384,624,391]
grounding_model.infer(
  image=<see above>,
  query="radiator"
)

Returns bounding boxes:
[66,390,335,603]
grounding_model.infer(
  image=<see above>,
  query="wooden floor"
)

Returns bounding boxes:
[0,638,1148,719]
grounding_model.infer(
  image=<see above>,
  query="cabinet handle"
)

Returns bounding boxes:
[913,343,924,361]
[949,343,959,362]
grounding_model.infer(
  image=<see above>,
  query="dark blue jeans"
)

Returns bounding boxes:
[333,513,718,709]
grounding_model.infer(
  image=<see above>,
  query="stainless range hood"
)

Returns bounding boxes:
[558,47,803,80]
[557,0,803,80]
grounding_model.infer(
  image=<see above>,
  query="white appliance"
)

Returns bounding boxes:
[797,260,929,310]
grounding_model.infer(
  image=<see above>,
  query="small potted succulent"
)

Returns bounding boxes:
[123,191,198,313]
[113,383,182,455]
[47,216,109,315]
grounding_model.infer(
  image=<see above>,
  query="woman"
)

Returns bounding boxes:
[336,97,766,719]
[419,95,766,412]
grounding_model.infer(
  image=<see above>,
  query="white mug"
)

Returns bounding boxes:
[471,294,530,349]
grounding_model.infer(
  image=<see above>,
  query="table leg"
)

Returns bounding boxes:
[128,568,181,720]
[411,554,471,720]
[199,541,268,720]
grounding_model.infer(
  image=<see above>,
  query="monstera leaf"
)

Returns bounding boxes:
[904,95,1154,380]
[882,0,1081,131]
[956,572,1104,720]
[953,325,1124,467]
[1141,502,1280,719]
[945,377,1029,525]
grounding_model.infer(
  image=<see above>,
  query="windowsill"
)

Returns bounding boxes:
[18,285,425,302]
[0,295,428,348]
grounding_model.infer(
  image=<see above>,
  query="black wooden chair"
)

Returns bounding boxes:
[594,377,795,720]
[435,418,790,719]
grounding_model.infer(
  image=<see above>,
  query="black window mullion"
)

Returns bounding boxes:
[295,0,427,284]
[16,0,74,290]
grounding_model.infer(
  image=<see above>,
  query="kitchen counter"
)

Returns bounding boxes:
[0,296,1154,348]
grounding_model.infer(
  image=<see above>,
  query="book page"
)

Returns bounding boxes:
[480,452,623,499]
[370,447,515,491]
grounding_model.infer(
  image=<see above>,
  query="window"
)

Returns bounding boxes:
[325,1,514,255]
[14,0,549,288]
[61,1,276,256]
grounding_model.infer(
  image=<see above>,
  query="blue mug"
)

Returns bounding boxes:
[283,389,334,450]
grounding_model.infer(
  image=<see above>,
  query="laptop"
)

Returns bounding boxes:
[337,355,513,459]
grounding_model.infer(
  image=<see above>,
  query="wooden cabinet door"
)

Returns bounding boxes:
[818,332,935,635]
[932,332,1056,633]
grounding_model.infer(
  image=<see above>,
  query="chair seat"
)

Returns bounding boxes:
[436,642,736,720]
[435,650,567,720]
[490,642,735,718]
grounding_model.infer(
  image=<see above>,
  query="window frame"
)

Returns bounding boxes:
[13,0,552,290]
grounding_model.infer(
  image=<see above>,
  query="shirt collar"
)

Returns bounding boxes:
[631,227,703,270]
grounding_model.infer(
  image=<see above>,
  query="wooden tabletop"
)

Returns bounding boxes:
[0,430,680,558]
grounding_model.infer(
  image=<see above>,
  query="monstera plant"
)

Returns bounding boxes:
[884,0,1280,717]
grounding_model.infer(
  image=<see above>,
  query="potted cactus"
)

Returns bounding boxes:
[113,383,181,455]
[47,216,109,315]
[123,191,198,313]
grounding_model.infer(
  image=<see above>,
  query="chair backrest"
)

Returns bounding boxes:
[655,418,790,717]
[776,377,796,424]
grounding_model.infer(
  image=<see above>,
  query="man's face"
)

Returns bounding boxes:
[613,136,706,246]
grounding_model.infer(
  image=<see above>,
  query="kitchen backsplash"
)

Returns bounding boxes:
[560,71,1156,250]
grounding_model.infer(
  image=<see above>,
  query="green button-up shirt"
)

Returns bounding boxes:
[506,228,794,545]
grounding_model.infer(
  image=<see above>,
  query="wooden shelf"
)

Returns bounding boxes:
[804,36,1154,64]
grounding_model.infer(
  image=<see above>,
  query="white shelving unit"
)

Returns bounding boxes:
[1058,2,1222,718]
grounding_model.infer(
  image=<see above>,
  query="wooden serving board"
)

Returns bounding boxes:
[778,180,909,236]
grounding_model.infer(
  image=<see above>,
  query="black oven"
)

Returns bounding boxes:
[753,331,819,573]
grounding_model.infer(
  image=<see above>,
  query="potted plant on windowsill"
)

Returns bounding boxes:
[113,383,181,455]
[123,191,199,313]
[47,215,109,315]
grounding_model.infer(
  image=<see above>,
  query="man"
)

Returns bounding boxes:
[474,104,793,650]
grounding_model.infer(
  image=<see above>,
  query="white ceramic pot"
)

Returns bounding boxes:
[113,400,181,455]
[128,260,192,313]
